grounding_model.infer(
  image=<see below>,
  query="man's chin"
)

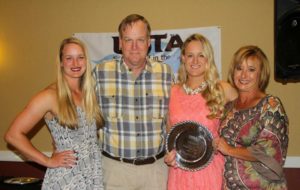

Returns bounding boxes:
[126,58,145,65]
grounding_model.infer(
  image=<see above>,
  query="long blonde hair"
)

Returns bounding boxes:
[178,33,225,119]
[56,37,104,128]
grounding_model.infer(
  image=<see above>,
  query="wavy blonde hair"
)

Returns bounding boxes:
[56,37,104,129]
[178,33,225,119]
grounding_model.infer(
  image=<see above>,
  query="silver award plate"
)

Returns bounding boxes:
[166,121,214,171]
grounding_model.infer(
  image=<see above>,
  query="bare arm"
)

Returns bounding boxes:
[219,81,238,103]
[4,87,76,168]
[216,137,257,161]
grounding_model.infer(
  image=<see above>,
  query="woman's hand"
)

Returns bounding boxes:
[215,137,258,161]
[46,150,77,168]
[164,149,177,167]
[214,137,233,156]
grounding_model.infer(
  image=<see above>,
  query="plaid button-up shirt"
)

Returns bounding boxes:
[94,58,173,159]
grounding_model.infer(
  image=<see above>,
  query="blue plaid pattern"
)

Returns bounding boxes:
[94,58,173,158]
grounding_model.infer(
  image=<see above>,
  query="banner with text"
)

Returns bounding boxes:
[74,26,221,74]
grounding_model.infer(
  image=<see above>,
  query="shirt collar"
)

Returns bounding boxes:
[120,57,154,74]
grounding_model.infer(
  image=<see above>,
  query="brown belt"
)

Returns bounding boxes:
[102,151,165,165]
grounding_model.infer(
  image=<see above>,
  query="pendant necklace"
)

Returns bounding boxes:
[183,81,208,95]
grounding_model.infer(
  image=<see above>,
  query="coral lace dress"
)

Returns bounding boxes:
[167,85,224,190]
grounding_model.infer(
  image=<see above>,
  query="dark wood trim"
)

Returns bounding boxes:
[284,168,299,190]
[0,161,46,178]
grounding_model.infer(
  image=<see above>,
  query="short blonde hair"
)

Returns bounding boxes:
[228,45,270,92]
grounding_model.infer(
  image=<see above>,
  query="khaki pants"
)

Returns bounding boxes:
[102,156,168,190]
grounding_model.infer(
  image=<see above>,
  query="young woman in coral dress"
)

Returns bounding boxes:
[164,33,237,190]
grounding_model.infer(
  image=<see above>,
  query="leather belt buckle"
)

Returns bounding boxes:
[132,157,154,165]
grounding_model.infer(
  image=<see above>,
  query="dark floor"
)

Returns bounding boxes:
[0,162,299,189]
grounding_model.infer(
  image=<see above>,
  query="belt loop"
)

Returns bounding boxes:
[153,155,157,161]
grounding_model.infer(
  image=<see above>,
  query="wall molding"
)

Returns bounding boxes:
[283,156,300,168]
[0,151,51,162]
[0,150,299,168]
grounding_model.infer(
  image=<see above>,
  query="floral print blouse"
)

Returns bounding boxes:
[220,95,289,190]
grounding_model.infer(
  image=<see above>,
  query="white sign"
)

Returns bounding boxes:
[74,26,221,74]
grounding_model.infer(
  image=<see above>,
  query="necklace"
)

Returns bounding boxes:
[183,81,208,95]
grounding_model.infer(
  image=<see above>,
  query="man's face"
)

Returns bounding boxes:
[119,20,151,68]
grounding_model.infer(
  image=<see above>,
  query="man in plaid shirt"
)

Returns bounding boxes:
[94,14,173,190]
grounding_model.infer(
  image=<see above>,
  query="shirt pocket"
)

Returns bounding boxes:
[151,97,168,119]
[102,95,122,119]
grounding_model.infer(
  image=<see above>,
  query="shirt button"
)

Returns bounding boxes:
[135,98,138,102]
[136,116,139,120]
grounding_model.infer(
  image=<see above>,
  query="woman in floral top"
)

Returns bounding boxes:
[216,45,289,189]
